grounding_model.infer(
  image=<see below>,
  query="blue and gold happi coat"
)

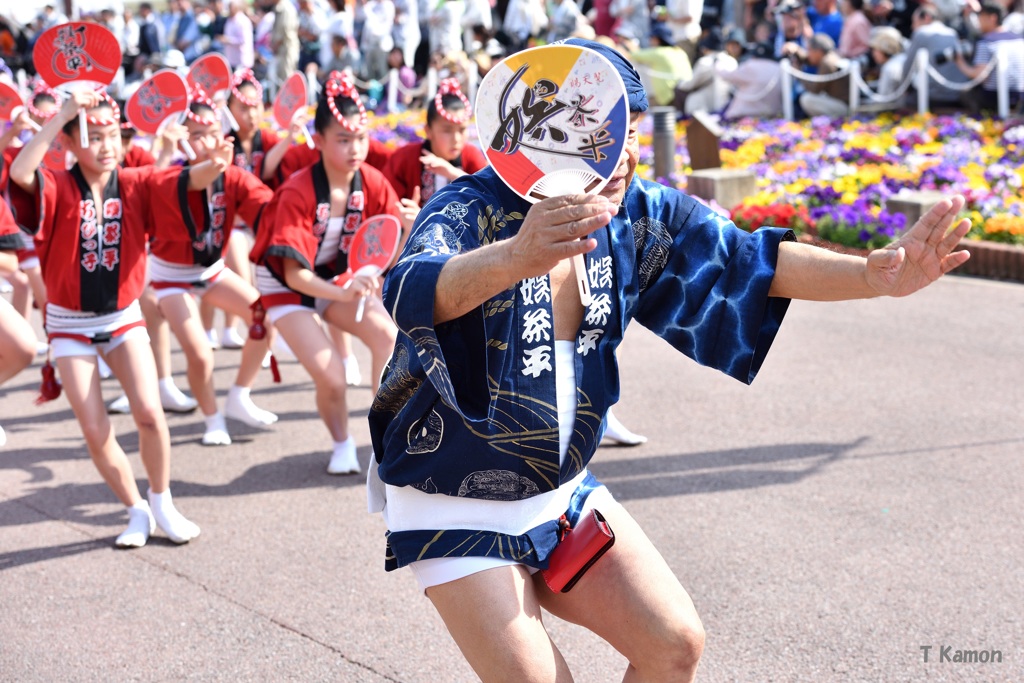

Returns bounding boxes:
[369,167,794,567]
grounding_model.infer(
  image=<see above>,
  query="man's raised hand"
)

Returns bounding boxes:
[866,195,971,297]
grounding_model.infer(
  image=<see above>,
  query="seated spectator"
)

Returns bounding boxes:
[902,5,970,106]
[999,0,1024,34]
[298,0,327,72]
[775,0,812,59]
[807,0,844,45]
[954,2,1024,111]
[868,0,914,36]
[612,24,641,54]
[793,32,851,117]
[674,29,738,114]
[220,0,255,70]
[720,41,785,119]
[548,0,585,43]
[752,20,775,45]
[725,28,747,61]
[384,46,419,109]
[630,22,694,106]
[667,0,705,64]
[868,26,908,105]
[322,30,361,79]
[838,0,872,59]
[611,0,651,48]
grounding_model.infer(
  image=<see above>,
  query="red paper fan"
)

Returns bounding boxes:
[32,22,120,91]
[187,53,232,95]
[126,69,191,136]
[273,72,309,130]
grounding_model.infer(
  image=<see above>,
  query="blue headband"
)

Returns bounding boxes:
[562,38,649,113]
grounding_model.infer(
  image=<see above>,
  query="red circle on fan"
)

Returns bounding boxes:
[350,214,402,275]
[0,81,25,122]
[273,72,309,130]
[187,53,232,96]
[43,136,70,171]
[32,22,121,90]
[475,44,628,204]
[126,69,191,136]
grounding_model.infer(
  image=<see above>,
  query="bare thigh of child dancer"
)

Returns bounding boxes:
[108,285,197,414]
[321,291,396,396]
[156,269,275,446]
[328,327,362,386]
[200,228,251,349]
[265,272,378,474]
[0,292,36,447]
[54,328,199,547]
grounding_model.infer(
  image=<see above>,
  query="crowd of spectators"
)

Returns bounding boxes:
[2,0,1023,120]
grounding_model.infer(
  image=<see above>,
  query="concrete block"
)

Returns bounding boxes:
[886,191,949,229]
[686,169,757,212]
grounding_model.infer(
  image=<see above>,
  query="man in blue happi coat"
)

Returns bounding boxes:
[367,39,972,682]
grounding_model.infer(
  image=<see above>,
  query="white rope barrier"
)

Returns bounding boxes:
[779,47,1017,119]
[853,56,919,104]
[780,58,853,120]
[634,62,783,104]
[925,57,998,91]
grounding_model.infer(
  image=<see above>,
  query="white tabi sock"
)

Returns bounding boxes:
[224,385,277,427]
[202,412,232,446]
[148,489,201,544]
[115,500,155,548]
[342,356,361,386]
[158,377,198,413]
[327,436,360,475]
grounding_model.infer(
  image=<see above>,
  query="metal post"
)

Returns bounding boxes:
[426,68,438,101]
[781,61,794,121]
[849,59,861,114]
[996,45,1009,118]
[916,49,929,115]
[651,106,677,187]
[387,68,399,113]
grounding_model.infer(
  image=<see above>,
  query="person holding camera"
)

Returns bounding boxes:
[953,3,1024,111]
[902,6,971,107]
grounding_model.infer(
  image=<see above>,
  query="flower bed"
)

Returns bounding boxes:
[633,113,1024,250]
[366,110,1024,252]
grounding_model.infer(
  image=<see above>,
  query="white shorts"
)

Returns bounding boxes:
[51,325,149,359]
[149,256,226,301]
[47,301,149,359]
[265,299,331,325]
[407,485,618,593]
[386,340,617,593]
[256,265,332,324]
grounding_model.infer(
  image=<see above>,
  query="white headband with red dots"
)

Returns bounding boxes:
[186,84,218,126]
[84,92,121,127]
[231,68,263,108]
[434,78,472,124]
[324,71,367,132]
[28,81,62,120]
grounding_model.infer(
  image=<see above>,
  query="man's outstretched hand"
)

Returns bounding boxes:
[865,195,972,297]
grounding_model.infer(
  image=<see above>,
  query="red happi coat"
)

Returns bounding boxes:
[9,165,154,312]
[0,196,19,252]
[122,144,156,168]
[277,136,394,182]
[232,129,282,188]
[382,140,487,202]
[252,160,400,305]
[148,164,274,266]
[0,146,16,194]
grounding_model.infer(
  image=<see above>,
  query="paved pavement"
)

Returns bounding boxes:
[1,273,1022,682]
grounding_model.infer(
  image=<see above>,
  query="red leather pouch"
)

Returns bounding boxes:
[541,509,615,593]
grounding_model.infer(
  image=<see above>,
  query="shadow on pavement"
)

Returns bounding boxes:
[0,538,112,571]
[592,438,866,500]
